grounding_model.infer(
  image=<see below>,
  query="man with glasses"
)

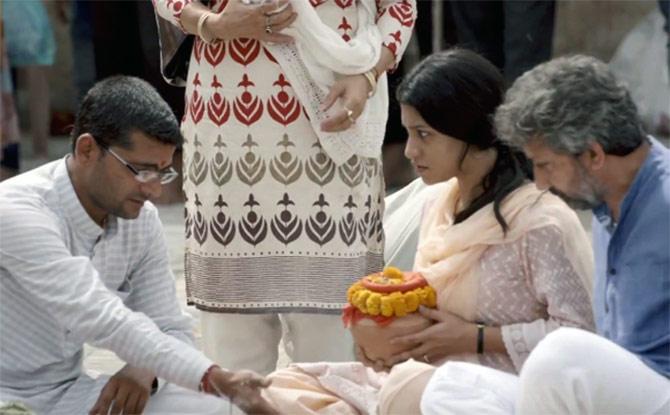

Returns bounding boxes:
[0,76,277,414]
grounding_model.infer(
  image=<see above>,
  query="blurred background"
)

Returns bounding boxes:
[1,0,669,195]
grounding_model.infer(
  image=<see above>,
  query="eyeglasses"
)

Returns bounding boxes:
[104,147,178,185]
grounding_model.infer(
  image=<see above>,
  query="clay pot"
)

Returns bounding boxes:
[350,313,433,366]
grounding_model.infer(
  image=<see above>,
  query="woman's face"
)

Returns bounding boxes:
[401,104,468,185]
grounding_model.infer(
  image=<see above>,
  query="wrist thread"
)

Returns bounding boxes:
[199,364,221,395]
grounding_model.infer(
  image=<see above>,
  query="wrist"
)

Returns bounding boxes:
[200,364,224,395]
[216,3,237,41]
[121,365,156,388]
[361,69,378,97]
[197,11,217,44]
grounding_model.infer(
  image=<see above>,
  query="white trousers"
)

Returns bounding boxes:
[142,383,239,414]
[201,312,355,375]
[421,362,519,415]
[517,328,670,415]
[422,328,670,415]
[50,375,235,415]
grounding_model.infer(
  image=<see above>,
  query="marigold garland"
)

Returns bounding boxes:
[346,267,437,319]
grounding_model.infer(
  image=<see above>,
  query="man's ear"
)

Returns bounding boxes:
[73,134,101,164]
[581,141,606,171]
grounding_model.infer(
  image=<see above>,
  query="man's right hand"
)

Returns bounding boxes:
[89,365,155,415]
[208,367,279,414]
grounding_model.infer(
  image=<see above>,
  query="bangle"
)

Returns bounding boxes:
[362,68,379,98]
[476,323,485,354]
[197,12,216,44]
[199,364,220,395]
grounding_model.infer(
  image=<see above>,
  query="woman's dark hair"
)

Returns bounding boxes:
[71,75,183,152]
[396,48,532,233]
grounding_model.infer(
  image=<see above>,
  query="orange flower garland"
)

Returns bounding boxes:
[343,267,437,327]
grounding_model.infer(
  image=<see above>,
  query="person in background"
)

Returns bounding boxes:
[0,18,20,180]
[449,0,555,83]
[2,0,54,163]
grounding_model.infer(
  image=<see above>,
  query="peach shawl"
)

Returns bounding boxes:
[261,181,593,415]
[262,360,434,415]
[415,179,593,321]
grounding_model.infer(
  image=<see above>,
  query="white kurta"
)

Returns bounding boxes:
[0,160,219,414]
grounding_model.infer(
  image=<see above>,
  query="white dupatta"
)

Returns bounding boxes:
[264,0,389,165]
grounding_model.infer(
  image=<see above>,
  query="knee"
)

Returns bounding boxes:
[421,362,517,415]
[520,328,592,390]
[379,360,435,415]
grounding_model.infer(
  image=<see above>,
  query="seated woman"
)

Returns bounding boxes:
[259,48,595,414]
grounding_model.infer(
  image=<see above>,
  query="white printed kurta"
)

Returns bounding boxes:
[155,0,416,313]
[0,160,213,414]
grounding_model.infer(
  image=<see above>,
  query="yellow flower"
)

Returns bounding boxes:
[347,282,364,302]
[424,288,437,308]
[354,290,371,313]
[405,291,420,311]
[347,272,438,318]
[380,296,395,317]
[366,293,382,316]
[383,266,404,280]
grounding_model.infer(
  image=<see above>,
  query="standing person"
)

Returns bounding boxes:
[421,54,670,415]
[2,0,54,163]
[0,25,21,180]
[0,76,276,415]
[449,0,555,83]
[153,0,417,374]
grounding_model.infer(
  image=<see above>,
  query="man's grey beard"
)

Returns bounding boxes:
[549,187,601,210]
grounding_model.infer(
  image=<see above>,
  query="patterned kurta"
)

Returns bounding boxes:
[155,0,416,313]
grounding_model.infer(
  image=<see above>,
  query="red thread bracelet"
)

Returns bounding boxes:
[200,364,221,395]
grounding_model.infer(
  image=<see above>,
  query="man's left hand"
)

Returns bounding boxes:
[89,364,156,415]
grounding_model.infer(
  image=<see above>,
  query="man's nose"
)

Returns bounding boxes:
[141,180,163,201]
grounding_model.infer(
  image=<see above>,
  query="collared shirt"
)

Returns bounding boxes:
[592,137,670,377]
[0,159,212,412]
